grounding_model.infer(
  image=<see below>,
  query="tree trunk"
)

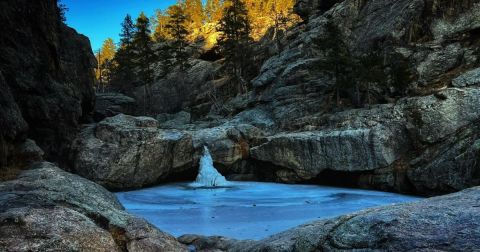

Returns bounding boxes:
[143,85,147,115]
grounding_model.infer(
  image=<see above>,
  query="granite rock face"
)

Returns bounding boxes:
[180,186,480,251]
[0,0,95,170]
[0,162,187,252]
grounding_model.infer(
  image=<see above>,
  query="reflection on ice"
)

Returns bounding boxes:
[116,182,420,240]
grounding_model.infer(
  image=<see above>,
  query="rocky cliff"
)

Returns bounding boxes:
[0,0,95,177]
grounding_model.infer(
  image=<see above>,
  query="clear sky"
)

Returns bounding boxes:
[63,0,177,51]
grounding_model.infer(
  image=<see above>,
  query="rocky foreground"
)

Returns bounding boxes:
[0,162,187,252]
[1,162,479,251]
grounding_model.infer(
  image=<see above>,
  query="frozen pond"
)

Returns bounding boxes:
[116,182,420,240]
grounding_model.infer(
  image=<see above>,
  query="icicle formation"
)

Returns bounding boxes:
[191,146,229,187]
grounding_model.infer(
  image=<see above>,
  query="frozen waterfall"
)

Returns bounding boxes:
[190,146,229,187]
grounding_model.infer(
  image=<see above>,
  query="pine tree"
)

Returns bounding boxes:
[352,52,385,106]
[184,0,205,33]
[134,12,156,114]
[119,14,136,48]
[268,0,297,52]
[112,15,136,91]
[319,20,354,107]
[217,0,254,93]
[153,10,172,41]
[205,0,224,24]
[57,0,68,23]
[96,38,117,91]
[166,5,191,71]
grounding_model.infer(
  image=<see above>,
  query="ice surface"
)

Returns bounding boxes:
[190,146,229,187]
[116,182,420,240]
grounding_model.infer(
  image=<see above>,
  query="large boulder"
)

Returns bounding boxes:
[70,114,194,190]
[190,123,264,167]
[251,125,407,182]
[0,162,187,252]
[180,186,480,251]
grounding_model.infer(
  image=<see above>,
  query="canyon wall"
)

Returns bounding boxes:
[0,0,96,175]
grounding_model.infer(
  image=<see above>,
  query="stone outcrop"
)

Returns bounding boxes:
[180,186,480,251]
[70,114,194,190]
[245,0,480,126]
[251,126,407,182]
[250,87,480,194]
[0,162,187,251]
[0,0,95,171]
[70,114,264,190]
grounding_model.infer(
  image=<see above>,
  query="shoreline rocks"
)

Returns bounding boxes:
[0,162,187,251]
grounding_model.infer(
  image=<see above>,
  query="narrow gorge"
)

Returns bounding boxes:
[1,0,480,251]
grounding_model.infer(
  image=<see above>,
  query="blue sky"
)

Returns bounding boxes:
[63,0,177,51]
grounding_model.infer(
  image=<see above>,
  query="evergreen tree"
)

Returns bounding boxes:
[184,0,205,32]
[205,0,224,23]
[153,10,172,41]
[268,0,297,52]
[119,14,136,48]
[112,15,136,91]
[319,20,354,107]
[57,0,68,23]
[96,38,117,91]
[217,0,254,93]
[134,12,156,114]
[166,5,191,71]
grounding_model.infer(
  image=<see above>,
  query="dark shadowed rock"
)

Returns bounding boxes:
[0,0,95,169]
[0,162,187,252]
[94,92,136,121]
[408,125,480,194]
